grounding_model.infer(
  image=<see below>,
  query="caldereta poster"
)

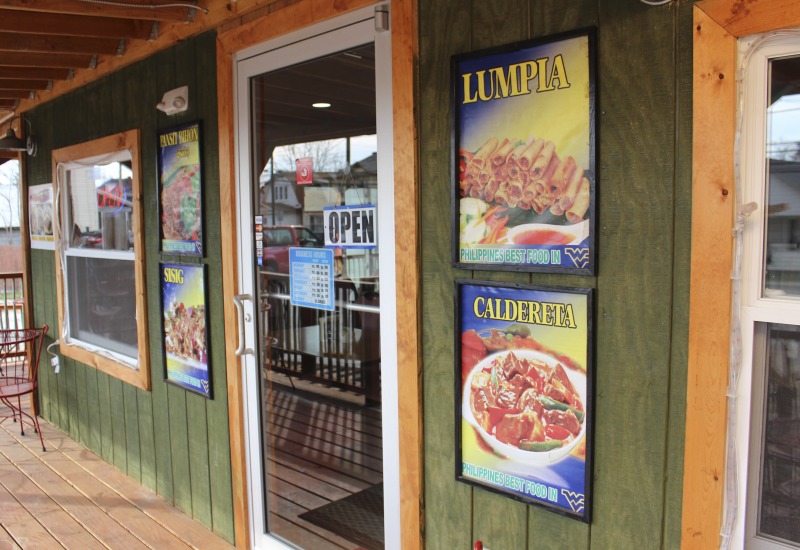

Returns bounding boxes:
[456,281,593,520]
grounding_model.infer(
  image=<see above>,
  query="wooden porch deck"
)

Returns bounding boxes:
[0,401,233,550]
[262,382,384,550]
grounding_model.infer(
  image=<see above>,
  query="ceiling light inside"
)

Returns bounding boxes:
[312,102,331,109]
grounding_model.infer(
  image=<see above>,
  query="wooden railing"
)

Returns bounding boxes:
[0,272,26,358]
[0,272,24,331]
[261,272,381,402]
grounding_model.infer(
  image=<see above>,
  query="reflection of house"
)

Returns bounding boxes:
[259,153,379,281]
[767,159,800,292]
[258,152,378,234]
[259,172,303,225]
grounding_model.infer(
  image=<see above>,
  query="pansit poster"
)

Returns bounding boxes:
[158,121,204,256]
[161,262,211,398]
[456,280,593,520]
[453,30,596,274]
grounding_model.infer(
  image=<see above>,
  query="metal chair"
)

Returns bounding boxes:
[0,326,48,451]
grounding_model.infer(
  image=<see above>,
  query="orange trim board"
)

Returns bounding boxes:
[683,7,734,548]
[684,0,800,547]
[50,130,151,392]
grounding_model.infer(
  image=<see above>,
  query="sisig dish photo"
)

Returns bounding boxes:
[463,348,586,464]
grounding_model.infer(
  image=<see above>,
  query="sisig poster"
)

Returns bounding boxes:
[453,30,596,274]
[158,121,203,255]
[161,262,211,398]
[456,280,593,520]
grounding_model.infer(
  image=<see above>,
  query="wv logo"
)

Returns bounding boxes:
[564,247,589,269]
[200,380,210,395]
[561,489,585,513]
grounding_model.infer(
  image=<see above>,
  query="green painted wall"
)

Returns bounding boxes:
[420,1,691,549]
[25,32,234,543]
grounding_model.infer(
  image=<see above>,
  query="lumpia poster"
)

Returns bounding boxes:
[453,30,596,274]
[161,262,211,398]
[158,121,204,256]
[456,280,593,520]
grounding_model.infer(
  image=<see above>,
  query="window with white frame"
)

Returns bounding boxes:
[52,130,150,390]
[737,31,800,549]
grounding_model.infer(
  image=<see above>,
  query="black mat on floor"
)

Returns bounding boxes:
[299,483,384,550]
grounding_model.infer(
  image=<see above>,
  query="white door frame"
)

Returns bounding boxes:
[232,5,400,549]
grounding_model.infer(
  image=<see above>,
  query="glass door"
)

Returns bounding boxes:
[234,7,398,549]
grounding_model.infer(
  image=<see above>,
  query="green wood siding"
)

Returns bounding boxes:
[420,1,690,549]
[25,31,234,543]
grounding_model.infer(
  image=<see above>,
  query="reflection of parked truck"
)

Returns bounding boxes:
[263,225,323,273]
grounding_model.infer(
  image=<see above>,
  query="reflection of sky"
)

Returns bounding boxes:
[92,162,132,187]
[270,135,377,173]
[768,94,800,159]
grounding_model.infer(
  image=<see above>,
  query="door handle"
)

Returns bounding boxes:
[233,293,255,356]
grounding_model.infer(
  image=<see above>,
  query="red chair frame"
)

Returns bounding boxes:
[0,326,48,451]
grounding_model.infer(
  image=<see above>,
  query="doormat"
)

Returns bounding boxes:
[299,483,384,550]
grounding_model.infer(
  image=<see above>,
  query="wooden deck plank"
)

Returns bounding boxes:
[0,524,21,549]
[0,483,64,549]
[270,399,383,442]
[0,403,233,550]
[271,390,383,431]
[273,436,382,482]
[30,450,195,549]
[0,435,150,550]
[270,494,360,548]
[0,381,384,550]
[269,477,332,511]
[269,513,349,550]
[268,458,352,501]
[271,415,383,471]
[0,454,105,549]
[270,411,384,460]
[33,421,234,550]
[271,449,372,492]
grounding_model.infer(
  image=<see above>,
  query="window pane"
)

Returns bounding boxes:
[67,163,133,251]
[758,323,800,545]
[764,56,800,298]
[67,256,137,359]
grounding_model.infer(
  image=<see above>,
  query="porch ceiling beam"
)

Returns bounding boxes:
[0,32,120,56]
[0,52,93,69]
[0,79,49,90]
[0,11,154,40]
[0,99,18,108]
[0,0,192,22]
[0,67,70,80]
[0,89,31,99]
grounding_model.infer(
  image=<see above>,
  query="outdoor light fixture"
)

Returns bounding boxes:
[0,116,37,156]
[312,102,331,108]
[156,85,189,116]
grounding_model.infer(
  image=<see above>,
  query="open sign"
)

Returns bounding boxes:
[323,205,376,249]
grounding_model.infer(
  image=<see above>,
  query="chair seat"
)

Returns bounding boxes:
[0,378,34,398]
